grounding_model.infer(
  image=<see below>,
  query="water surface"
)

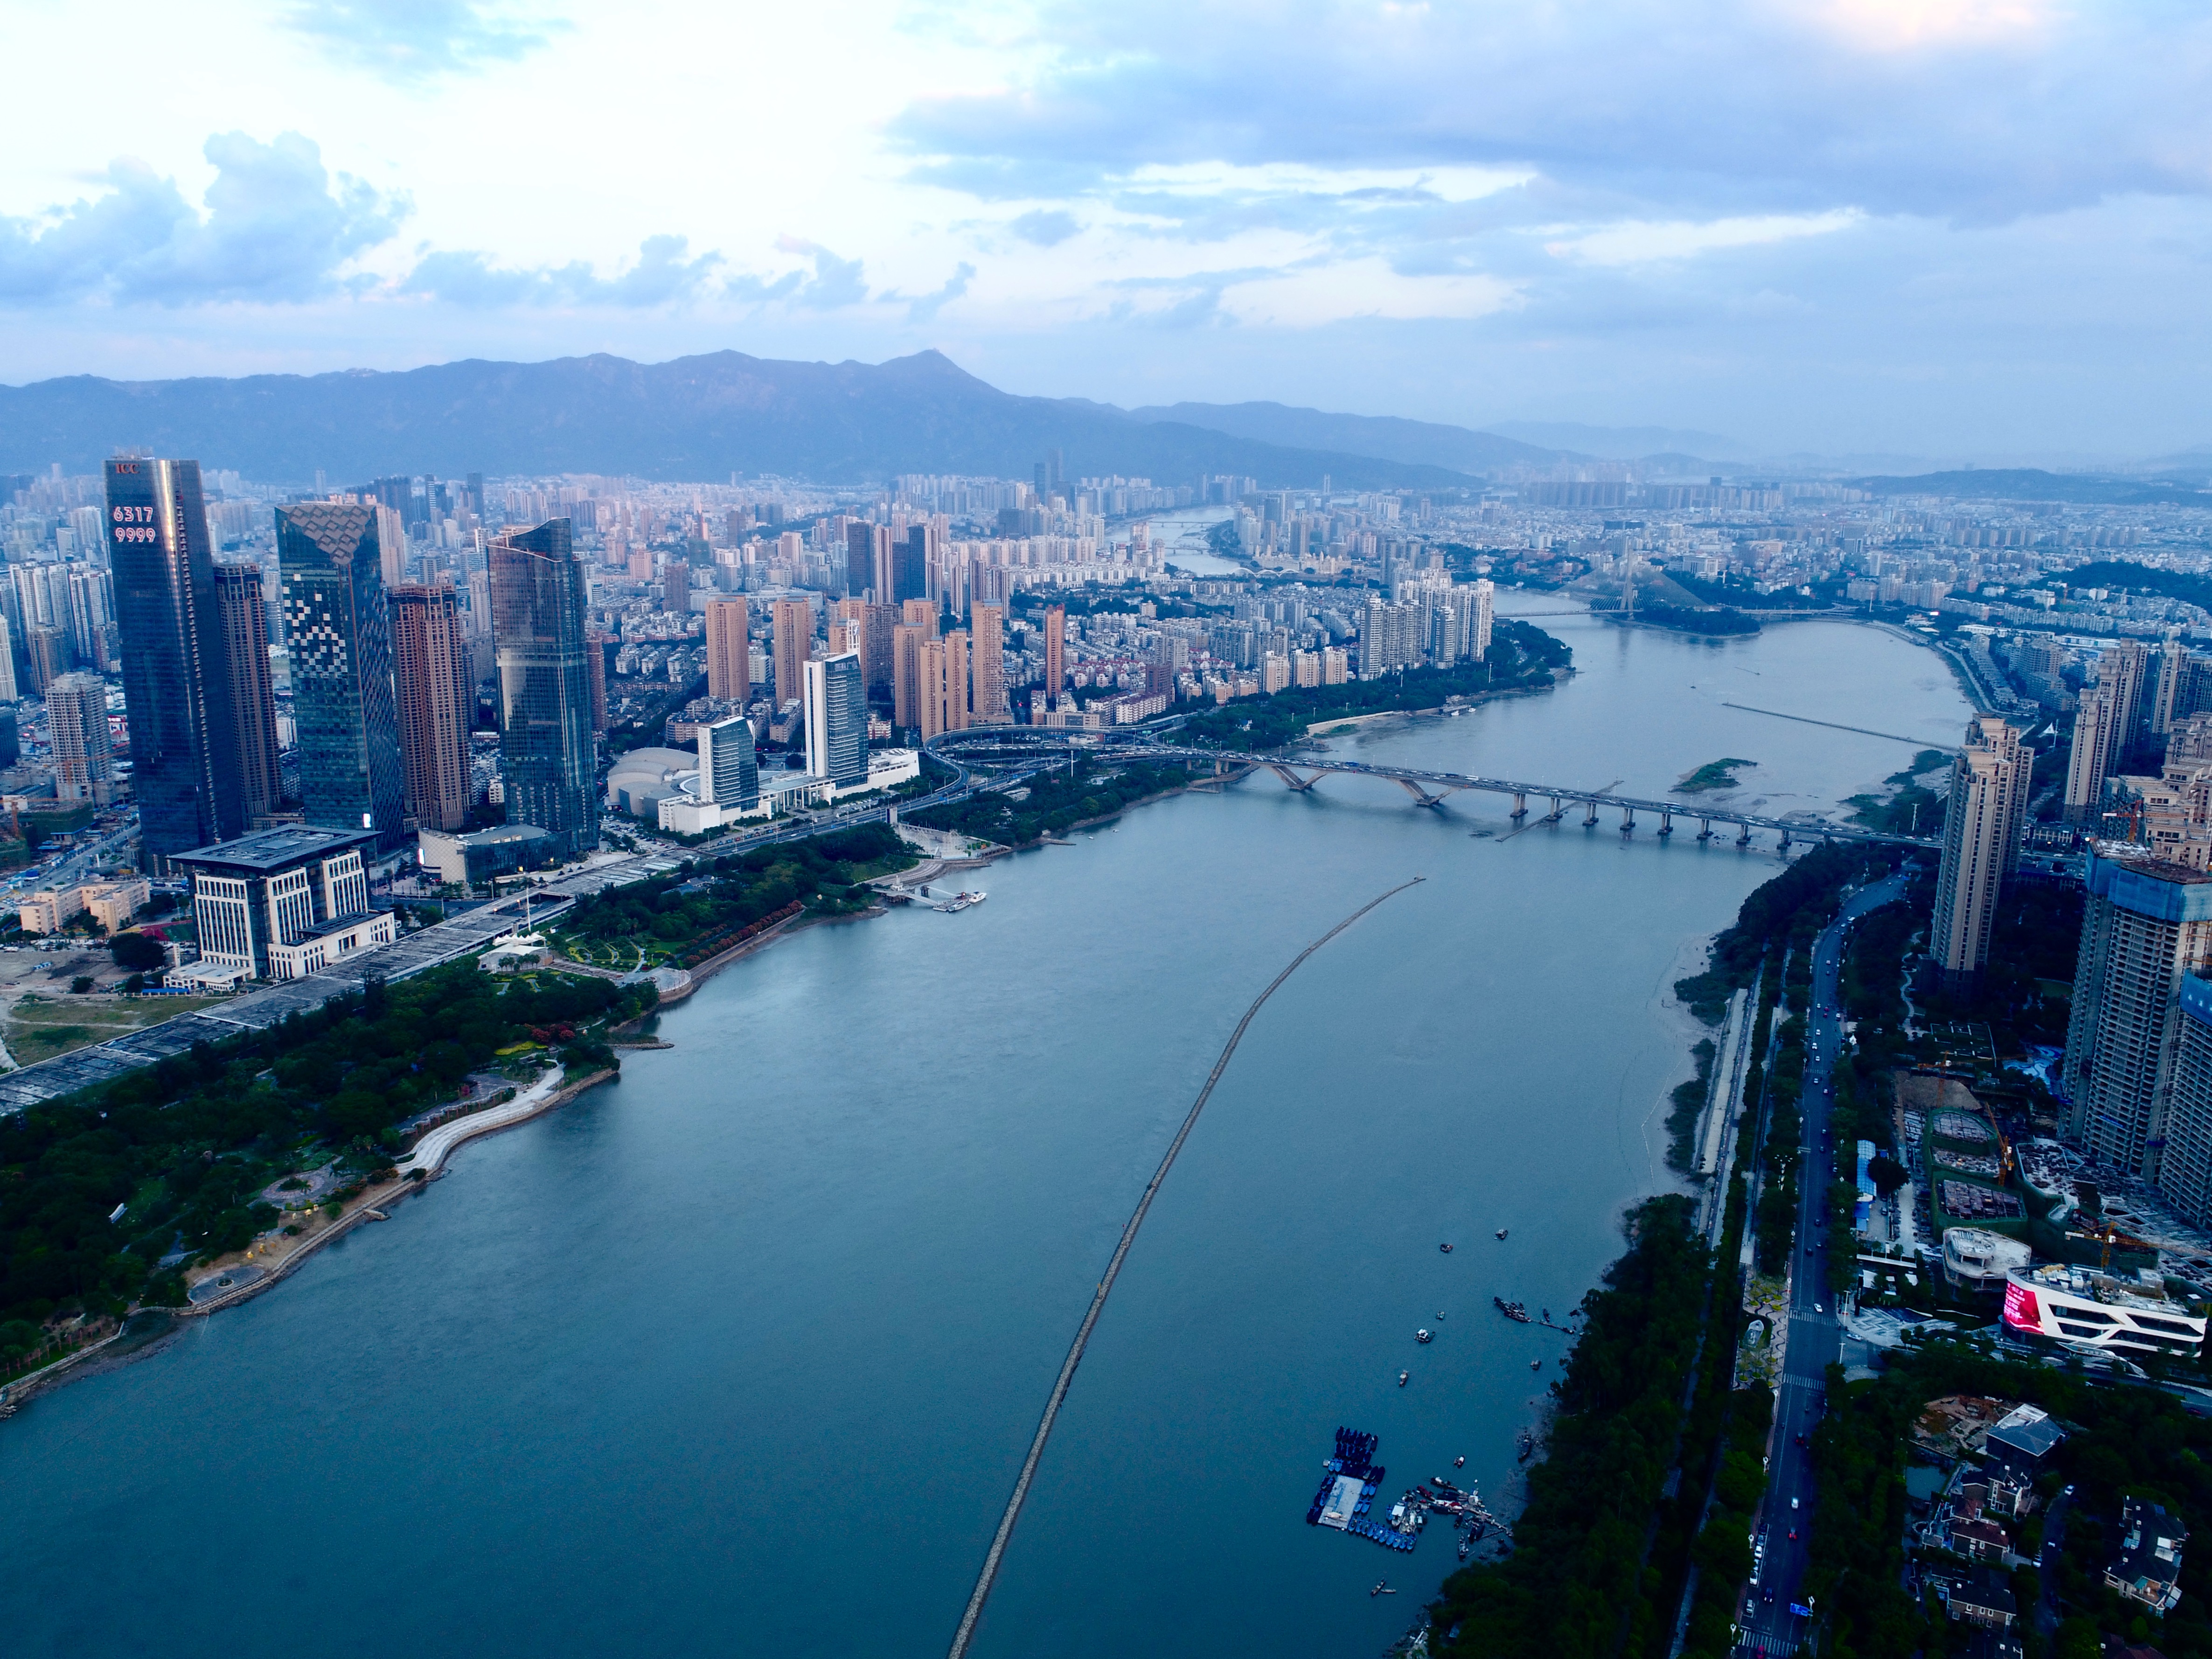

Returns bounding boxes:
[0,606,1969,1659]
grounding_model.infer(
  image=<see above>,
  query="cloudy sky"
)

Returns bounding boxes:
[3,0,2207,459]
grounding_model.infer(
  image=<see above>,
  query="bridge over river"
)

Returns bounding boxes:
[929,727,1940,853]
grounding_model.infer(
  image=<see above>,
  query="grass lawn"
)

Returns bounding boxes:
[4,995,223,1066]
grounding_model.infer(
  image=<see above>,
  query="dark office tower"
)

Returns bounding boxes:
[104,456,246,871]
[212,561,283,822]
[846,519,874,600]
[389,580,473,832]
[488,519,599,857]
[895,526,930,605]
[466,472,485,519]
[277,503,408,852]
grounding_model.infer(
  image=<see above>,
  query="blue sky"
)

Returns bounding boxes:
[2,0,2207,460]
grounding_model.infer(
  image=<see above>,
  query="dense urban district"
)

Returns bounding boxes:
[13,447,2212,1658]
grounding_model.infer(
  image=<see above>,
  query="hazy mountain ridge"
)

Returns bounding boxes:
[1124,399,1563,474]
[0,349,1480,490]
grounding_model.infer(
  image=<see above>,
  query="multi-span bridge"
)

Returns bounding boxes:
[928,727,1940,852]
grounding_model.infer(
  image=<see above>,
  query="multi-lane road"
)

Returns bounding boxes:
[1737,873,1905,1657]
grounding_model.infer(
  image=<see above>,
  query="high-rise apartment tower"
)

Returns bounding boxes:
[46,672,114,805]
[1931,716,2031,980]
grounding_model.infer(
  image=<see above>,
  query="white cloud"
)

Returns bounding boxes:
[1546,211,1865,267]
[1215,259,1518,327]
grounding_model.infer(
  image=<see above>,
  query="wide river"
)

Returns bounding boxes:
[0,604,1971,1659]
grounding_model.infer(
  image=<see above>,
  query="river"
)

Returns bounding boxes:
[0,602,1971,1659]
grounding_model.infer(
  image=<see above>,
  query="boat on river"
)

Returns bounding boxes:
[1494,1297,1531,1323]
[1415,1329,1433,1344]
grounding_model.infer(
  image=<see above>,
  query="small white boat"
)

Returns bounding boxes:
[1397,1370,1409,1387]
[1416,1329,1433,1344]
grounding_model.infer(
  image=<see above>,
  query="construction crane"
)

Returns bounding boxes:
[2069,1218,2162,1273]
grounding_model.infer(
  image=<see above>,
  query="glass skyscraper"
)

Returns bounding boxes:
[804,650,869,785]
[104,457,245,870]
[489,518,598,856]
[277,503,408,852]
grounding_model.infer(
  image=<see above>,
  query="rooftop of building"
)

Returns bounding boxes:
[284,909,389,943]
[419,824,553,848]
[175,825,379,874]
[2018,1262,2192,1316]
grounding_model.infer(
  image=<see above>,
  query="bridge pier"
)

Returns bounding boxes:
[1582,800,1600,829]
[1620,804,1636,835]
[1543,796,1564,825]
[1510,792,1527,821]
[1777,828,1793,854]
[1735,823,1753,848]
[1696,817,1713,842]
[1658,808,1673,838]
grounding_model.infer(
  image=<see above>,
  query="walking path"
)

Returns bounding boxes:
[398,1065,568,1176]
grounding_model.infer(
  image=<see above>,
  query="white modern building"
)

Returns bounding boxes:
[2001,1263,2207,1360]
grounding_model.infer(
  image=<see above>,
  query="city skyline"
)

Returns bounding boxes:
[2,3,2209,460]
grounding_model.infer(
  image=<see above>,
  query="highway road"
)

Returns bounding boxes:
[1738,872,1906,1657]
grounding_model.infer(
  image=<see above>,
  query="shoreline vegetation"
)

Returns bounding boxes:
[1167,617,1572,752]
[0,962,656,1395]
[1431,841,1909,1658]
[1674,757,1757,795]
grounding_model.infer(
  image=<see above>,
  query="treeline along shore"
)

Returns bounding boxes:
[1428,842,1908,1658]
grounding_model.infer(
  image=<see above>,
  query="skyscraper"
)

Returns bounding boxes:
[24,625,69,696]
[2063,848,2212,1180]
[2069,642,2149,821]
[488,518,599,857]
[705,597,750,701]
[893,623,925,732]
[970,603,1007,723]
[2066,683,2124,824]
[105,456,246,870]
[0,617,20,703]
[389,579,473,832]
[1931,716,2031,981]
[212,561,283,823]
[772,599,813,708]
[895,526,930,605]
[845,520,876,601]
[46,672,114,805]
[804,651,869,785]
[1043,605,1066,711]
[584,630,610,734]
[278,503,408,851]
[662,559,690,615]
[939,630,970,734]
[918,638,947,741]
[699,713,759,810]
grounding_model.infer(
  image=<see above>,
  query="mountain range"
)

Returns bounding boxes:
[0,350,1503,491]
